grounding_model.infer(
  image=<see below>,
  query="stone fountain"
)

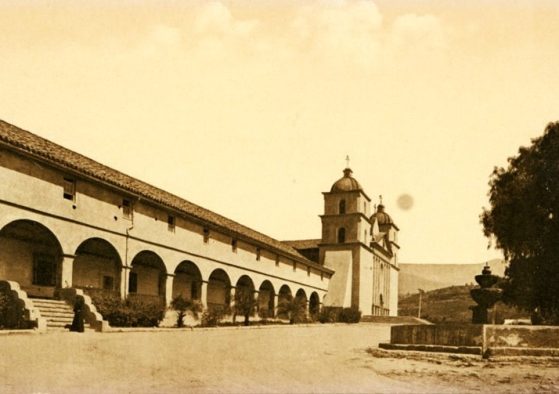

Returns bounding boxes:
[381,262,559,358]
[470,264,503,324]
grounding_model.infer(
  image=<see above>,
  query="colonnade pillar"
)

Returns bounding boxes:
[230,286,236,312]
[200,281,208,308]
[165,273,175,306]
[60,254,75,289]
[273,293,279,318]
[120,266,131,300]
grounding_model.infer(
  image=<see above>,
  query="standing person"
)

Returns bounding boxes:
[70,297,85,332]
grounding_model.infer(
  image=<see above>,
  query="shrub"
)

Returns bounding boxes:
[318,306,361,324]
[170,295,203,328]
[0,290,28,329]
[277,296,307,324]
[201,305,229,327]
[318,307,341,323]
[92,293,166,327]
[339,307,361,323]
[258,308,270,322]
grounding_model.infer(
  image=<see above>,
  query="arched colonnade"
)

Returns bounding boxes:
[0,219,323,316]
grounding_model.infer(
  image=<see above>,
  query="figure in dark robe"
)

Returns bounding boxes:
[69,297,85,332]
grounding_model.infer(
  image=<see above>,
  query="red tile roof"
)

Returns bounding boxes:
[0,120,333,274]
[282,239,321,250]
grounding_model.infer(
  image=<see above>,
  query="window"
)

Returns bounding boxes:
[275,255,280,267]
[63,177,75,201]
[167,215,175,232]
[122,199,132,219]
[232,239,238,252]
[307,266,311,276]
[256,247,261,261]
[337,227,346,243]
[339,199,346,214]
[128,272,138,293]
[293,261,296,272]
[364,230,367,242]
[203,227,210,243]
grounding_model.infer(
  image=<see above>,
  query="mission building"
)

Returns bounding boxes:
[0,120,398,330]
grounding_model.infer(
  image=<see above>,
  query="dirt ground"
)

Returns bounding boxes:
[0,324,557,393]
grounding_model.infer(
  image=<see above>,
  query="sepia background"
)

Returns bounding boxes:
[1,0,558,264]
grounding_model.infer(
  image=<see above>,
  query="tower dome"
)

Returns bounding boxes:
[330,168,362,193]
[371,204,394,225]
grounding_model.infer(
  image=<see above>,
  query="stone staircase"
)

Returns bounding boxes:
[31,298,75,330]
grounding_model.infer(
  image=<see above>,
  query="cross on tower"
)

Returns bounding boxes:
[345,155,350,168]
[379,195,383,205]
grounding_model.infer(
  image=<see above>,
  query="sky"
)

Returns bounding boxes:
[1,0,558,264]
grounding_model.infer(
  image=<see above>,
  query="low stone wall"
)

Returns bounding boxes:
[384,324,559,358]
[389,324,483,347]
[485,325,559,349]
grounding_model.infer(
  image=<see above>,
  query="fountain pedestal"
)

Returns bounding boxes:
[469,265,502,324]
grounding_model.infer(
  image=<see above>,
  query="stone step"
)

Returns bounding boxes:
[32,298,69,308]
[34,302,73,310]
[38,310,74,317]
[31,297,79,330]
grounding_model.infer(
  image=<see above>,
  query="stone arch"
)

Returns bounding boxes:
[173,261,203,301]
[295,288,307,304]
[129,250,166,301]
[207,268,231,310]
[309,291,320,315]
[73,238,122,296]
[257,280,275,317]
[235,275,255,294]
[277,284,292,319]
[0,219,63,297]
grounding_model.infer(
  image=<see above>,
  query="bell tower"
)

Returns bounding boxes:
[319,166,373,310]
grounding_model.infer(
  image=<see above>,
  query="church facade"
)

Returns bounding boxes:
[0,119,398,329]
[285,168,400,316]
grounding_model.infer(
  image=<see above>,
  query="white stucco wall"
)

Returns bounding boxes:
[322,250,352,307]
[0,149,330,304]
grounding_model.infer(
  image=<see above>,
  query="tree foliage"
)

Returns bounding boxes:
[277,296,307,324]
[233,287,257,326]
[481,122,559,324]
[170,295,203,328]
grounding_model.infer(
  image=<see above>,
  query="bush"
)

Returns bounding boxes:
[318,306,361,324]
[318,307,341,323]
[170,295,203,328]
[92,293,166,327]
[0,291,29,329]
[277,296,307,324]
[339,307,361,323]
[201,305,229,327]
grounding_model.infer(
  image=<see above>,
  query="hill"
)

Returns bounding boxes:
[398,285,527,324]
[398,259,506,295]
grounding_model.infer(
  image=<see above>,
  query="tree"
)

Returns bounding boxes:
[170,295,203,328]
[481,121,559,324]
[233,288,257,326]
[277,296,307,324]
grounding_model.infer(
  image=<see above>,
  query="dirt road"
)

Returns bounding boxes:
[1,324,557,393]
